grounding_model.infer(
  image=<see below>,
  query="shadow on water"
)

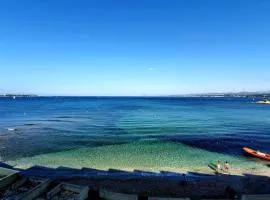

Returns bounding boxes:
[155,133,270,158]
[0,162,14,169]
[0,125,143,161]
[208,163,217,172]
[15,165,270,199]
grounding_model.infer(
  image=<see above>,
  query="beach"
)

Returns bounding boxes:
[5,140,270,178]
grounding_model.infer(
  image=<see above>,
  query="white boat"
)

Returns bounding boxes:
[255,100,270,104]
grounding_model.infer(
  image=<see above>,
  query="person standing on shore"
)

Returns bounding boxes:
[216,161,222,174]
[224,161,230,174]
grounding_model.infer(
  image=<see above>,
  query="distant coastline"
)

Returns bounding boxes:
[175,94,270,98]
[0,94,38,98]
[172,91,270,98]
[1,91,270,98]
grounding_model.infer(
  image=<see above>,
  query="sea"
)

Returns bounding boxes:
[0,97,269,173]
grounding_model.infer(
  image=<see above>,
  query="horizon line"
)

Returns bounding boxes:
[1,90,270,97]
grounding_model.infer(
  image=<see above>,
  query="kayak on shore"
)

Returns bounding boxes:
[243,147,270,161]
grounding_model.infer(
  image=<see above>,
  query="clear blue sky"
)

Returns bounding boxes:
[0,0,270,96]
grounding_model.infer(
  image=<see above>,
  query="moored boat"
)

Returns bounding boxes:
[255,100,270,104]
[243,147,270,161]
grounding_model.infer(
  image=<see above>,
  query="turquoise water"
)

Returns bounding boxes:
[0,97,269,173]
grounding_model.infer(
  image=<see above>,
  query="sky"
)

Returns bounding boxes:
[0,0,270,96]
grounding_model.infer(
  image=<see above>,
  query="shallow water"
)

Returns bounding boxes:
[0,97,269,173]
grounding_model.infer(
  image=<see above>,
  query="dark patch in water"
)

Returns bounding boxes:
[55,116,73,119]
[24,123,37,126]
[0,132,133,160]
[56,139,129,147]
[31,119,75,123]
[46,119,74,122]
[157,133,270,156]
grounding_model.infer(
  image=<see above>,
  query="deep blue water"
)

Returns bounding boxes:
[0,97,270,162]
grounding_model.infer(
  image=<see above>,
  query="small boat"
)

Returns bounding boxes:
[255,100,270,104]
[243,147,270,161]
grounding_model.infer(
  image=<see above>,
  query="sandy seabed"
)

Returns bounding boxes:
[7,141,270,177]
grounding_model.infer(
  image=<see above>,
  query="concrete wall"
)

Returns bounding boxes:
[20,179,51,200]
[0,167,18,176]
[100,189,193,200]
[78,186,89,200]
[241,194,270,200]
[100,189,138,200]
[0,172,19,189]
[47,183,88,200]
[201,199,232,200]
[61,183,88,200]
[149,197,190,200]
